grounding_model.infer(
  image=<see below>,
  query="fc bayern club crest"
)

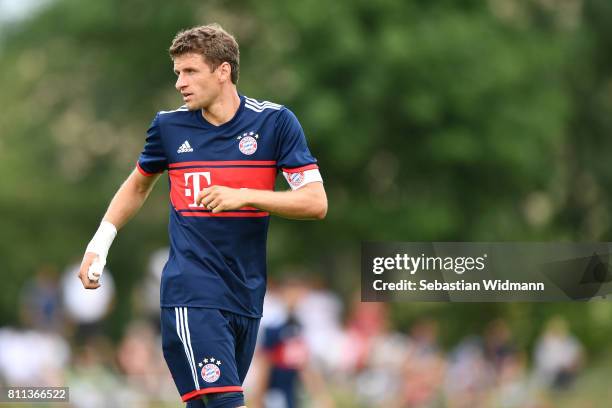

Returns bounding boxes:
[198,357,222,383]
[288,172,305,188]
[237,131,259,155]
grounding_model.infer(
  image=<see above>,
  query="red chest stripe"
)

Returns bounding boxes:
[169,165,277,217]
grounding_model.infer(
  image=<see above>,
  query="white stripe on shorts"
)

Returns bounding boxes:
[176,307,199,390]
[182,307,199,389]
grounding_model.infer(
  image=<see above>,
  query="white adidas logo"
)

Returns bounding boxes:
[177,140,193,153]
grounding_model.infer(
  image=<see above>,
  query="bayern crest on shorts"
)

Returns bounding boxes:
[237,131,259,155]
[198,357,222,383]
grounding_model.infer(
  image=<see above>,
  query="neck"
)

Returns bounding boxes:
[202,87,240,126]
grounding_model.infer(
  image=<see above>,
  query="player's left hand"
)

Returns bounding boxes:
[196,186,249,213]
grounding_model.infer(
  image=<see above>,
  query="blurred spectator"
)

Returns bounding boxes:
[19,264,64,333]
[484,319,518,374]
[340,296,389,373]
[244,282,286,397]
[401,319,446,407]
[259,280,289,329]
[408,318,440,356]
[492,351,532,408]
[444,336,495,408]
[67,336,137,408]
[116,320,177,405]
[295,276,344,374]
[132,247,168,331]
[0,263,70,387]
[533,316,584,391]
[250,277,333,408]
[0,327,69,386]
[345,299,408,407]
[61,262,115,341]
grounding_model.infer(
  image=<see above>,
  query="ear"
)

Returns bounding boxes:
[217,62,232,83]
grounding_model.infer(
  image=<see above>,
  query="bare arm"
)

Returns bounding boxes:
[79,168,161,289]
[196,182,327,220]
[101,167,161,229]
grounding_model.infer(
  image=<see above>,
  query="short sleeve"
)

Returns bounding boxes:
[276,108,323,190]
[137,113,167,176]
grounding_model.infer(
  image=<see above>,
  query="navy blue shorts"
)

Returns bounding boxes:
[161,307,260,405]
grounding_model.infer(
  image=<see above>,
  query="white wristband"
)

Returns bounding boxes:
[86,221,117,260]
[86,221,116,281]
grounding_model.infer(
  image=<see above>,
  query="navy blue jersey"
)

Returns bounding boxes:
[137,95,320,317]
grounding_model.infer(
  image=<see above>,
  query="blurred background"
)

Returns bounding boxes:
[1,0,612,406]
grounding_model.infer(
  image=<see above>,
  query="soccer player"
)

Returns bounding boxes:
[78,24,327,408]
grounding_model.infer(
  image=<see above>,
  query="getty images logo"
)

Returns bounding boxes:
[184,172,211,207]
